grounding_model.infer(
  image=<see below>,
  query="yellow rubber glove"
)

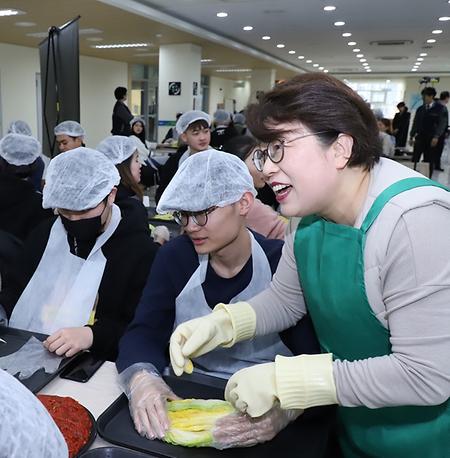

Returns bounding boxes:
[225,354,338,418]
[169,302,256,376]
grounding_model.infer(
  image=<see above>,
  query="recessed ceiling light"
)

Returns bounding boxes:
[201,59,213,63]
[386,79,391,83]
[306,59,312,63]
[411,68,418,72]
[94,43,149,49]
[276,43,285,48]
[366,69,372,72]
[262,35,271,40]
[417,57,424,61]
[348,41,357,46]
[319,66,324,70]
[216,12,228,18]
[432,29,443,34]
[313,63,319,67]
[323,6,336,11]
[216,68,252,73]
[360,58,367,62]
[419,52,428,56]
[352,48,360,52]
[438,16,450,21]
[14,21,36,27]
[86,37,104,42]
[415,62,422,66]
[288,50,296,54]
[342,32,352,37]
[362,63,369,67]
[356,53,364,58]
[243,26,253,31]
[155,33,163,38]
[324,69,329,73]
[298,55,305,59]
[334,21,345,26]
[0,8,24,16]
[427,39,436,43]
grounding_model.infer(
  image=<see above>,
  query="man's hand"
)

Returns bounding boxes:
[43,327,93,357]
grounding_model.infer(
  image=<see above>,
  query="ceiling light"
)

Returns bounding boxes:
[306,59,312,63]
[347,41,357,46]
[427,39,436,43]
[334,21,345,26]
[201,59,213,63]
[14,21,35,27]
[319,66,324,70]
[415,62,422,65]
[438,16,450,21]
[386,79,391,83]
[243,26,253,31]
[94,43,148,49]
[342,32,352,37]
[0,9,24,16]
[432,29,442,34]
[216,12,228,18]
[86,37,104,42]
[216,68,252,73]
[352,48,360,52]
[360,58,367,62]
[419,52,427,56]
[288,50,296,54]
[417,57,424,61]
[313,63,319,67]
[324,69,329,73]
[323,6,336,11]
[298,55,305,59]
[276,43,285,48]
[356,53,364,58]
[262,35,271,40]
[411,69,418,72]
[366,69,372,72]
[362,63,369,67]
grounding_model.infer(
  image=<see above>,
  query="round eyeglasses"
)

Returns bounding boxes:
[173,206,218,227]
[252,131,336,172]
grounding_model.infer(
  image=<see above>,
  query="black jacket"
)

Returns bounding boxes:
[0,199,157,361]
[410,102,448,140]
[0,172,53,241]
[210,125,239,150]
[392,110,411,148]
[111,101,133,136]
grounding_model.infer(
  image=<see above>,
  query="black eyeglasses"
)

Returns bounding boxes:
[173,206,218,227]
[252,131,336,172]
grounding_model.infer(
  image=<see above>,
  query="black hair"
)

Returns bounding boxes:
[0,157,38,178]
[114,86,127,100]
[440,91,450,100]
[223,136,257,161]
[131,119,146,144]
[421,87,436,98]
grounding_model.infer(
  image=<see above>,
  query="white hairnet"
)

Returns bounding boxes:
[152,225,170,242]
[157,149,256,213]
[233,113,246,124]
[0,369,68,458]
[214,109,231,124]
[8,120,32,136]
[54,120,85,138]
[130,116,144,127]
[43,147,120,211]
[176,110,211,135]
[0,133,41,166]
[97,135,137,165]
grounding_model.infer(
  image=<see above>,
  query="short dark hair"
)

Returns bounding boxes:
[114,86,127,100]
[0,156,38,178]
[247,73,381,170]
[397,102,406,109]
[223,136,257,161]
[440,91,450,100]
[421,87,436,98]
[185,119,209,132]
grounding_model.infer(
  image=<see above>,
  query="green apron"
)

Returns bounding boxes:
[293,177,450,458]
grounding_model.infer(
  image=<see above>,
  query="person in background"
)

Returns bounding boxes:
[117,149,317,443]
[435,91,449,172]
[54,120,86,153]
[0,148,157,361]
[210,109,239,150]
[224,136,287,240]
[151,225,170,246]
[169,73,450,457]
[0,369,68,458]
[162,112,183,144]
[0,134,53,241]
[130,117,146,145]
[155,110,212,204]
[377,118,395,158]
[392,102,410,148]
[112,86,133,136]
[233,113,247,136]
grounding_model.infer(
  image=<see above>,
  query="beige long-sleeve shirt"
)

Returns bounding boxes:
[250,158,450,408]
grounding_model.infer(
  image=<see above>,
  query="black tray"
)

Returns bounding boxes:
[0,326,76,393]
[97,372,334,458]
[80,446,156,457]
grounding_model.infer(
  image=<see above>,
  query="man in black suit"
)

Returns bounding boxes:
[111,86,133,136]
[410,87,448,177]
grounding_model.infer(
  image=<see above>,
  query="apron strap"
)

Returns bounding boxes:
[360,177,449,234]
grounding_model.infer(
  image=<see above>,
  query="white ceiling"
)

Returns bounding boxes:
[122,0,450,75]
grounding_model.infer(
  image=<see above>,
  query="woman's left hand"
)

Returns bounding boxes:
[43,327,94,357]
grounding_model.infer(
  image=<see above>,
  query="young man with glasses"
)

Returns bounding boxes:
[116,149,319,445]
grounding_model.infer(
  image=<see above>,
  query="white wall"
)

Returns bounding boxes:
[0,42,128,147]
[208,76,250,115]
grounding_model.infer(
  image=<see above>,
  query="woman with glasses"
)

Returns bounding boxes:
[116,149,319,444]
[170,74,450,457]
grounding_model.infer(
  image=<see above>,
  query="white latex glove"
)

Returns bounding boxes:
[128,371,180,439]
[43,326,93,357]
[169,309,234,376]
[212,406,301,449]
[225,363,277,417]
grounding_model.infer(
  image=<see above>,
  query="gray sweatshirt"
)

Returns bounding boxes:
[250,158,450,408]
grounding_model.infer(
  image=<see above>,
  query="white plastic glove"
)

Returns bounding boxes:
[127,371,180,439]
[212,406,302,449]
[225,362,277,417]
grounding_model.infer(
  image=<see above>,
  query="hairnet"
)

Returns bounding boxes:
[176,110,211,135]
[233,113,246,124]
[130,116,144,127]
[53,120,85,138]
[153,225,170,242]
[43,147,120,211]
[214,109,231,124]
[8,120,32,136]
[157,149,256,213]
[0,133,41,166]
[97,135,137,165]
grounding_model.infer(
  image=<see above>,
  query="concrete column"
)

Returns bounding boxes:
[249,69,276,104]
[157,43,201,141]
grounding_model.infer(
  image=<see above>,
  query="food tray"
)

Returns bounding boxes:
[80,446,156,457]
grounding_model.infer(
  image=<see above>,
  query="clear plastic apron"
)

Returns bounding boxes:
[174,231,291,379]
[10,204,121,335]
